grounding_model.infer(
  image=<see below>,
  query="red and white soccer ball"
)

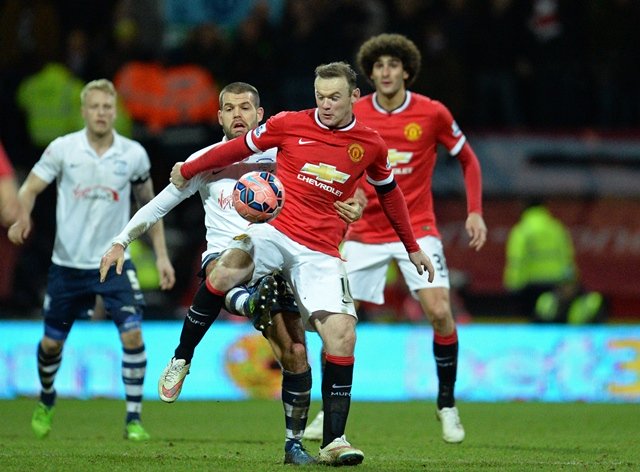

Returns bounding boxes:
[233,171,285,223]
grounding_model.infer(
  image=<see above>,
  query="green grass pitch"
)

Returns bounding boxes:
[1,399,638,471]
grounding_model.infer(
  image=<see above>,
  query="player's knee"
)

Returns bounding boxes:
[333,325,356,352]
[41,337,63,354]
[429,302,452,323]
[281,342,308,373]
[290,341,307,362]
[120,328,143,349]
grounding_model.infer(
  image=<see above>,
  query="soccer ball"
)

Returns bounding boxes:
[233,171,285,223]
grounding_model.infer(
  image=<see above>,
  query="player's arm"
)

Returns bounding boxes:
[127,179,175,290]
[7,171,48,245]
[171,136,252,189]
[455,142,487,251]
[374,179,434,281]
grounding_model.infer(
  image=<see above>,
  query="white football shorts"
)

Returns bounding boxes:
[342,235,450,305]
[227,223,356,330]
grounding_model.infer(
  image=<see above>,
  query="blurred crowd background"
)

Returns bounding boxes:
[1,0,640,322]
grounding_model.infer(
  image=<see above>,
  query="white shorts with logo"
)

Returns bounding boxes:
[227,224,356,330]
[342,235,450,305]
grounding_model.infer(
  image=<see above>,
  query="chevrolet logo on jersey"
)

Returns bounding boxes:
[388,149,413,166]
[298,163,349,197]
[300,163,350,184]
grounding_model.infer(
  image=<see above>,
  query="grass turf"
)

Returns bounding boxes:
[0,399,637,471]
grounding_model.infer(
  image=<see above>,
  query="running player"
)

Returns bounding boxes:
[166,62,434,466]
[8,79,175,441]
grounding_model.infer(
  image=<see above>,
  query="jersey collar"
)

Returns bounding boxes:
[314,108,357,131]
[81,129,122,158]
[372,91,412,114]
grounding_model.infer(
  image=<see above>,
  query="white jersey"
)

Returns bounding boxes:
[112,138,276,260]
[32,129,150,269]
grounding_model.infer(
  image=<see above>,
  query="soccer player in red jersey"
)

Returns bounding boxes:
[305,34,488,444]
[166,61,434,466]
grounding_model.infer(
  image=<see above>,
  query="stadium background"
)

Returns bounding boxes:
[0,0,639,402]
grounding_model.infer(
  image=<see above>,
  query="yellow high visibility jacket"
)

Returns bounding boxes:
[504,205,577,291]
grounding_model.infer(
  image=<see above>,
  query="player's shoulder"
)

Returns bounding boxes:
[269,109,314,124]
[114,132,147,155]
[113,130,144,150]
[353,120,387,150]
[409,91,449,113]
[43,130,82,156]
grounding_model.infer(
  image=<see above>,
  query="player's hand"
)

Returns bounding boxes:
[466,212,487,251]
[7,217,32,245]
[155,255,176,290]
[409,249,434,282]
[170,162,187,189]
[334,197,363,224]
[99,243,125,282]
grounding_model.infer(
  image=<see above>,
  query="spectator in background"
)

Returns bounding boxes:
[503,199,577,319]
[8,78,175,441]
[504,199,606,324]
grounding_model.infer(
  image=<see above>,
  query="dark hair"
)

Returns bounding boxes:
[314,62,358,93]
[356,33,422,87]
[219,82,260,108]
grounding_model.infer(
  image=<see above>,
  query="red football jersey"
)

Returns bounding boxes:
[245,109,390,257]
[347,91,482,243]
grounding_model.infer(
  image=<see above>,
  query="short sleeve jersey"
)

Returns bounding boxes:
[346,91,466,243]
[245,109,390,257]
[32,129,151,269]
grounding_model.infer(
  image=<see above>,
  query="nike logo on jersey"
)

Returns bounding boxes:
[332,384,352,389]
[298,138,316,145]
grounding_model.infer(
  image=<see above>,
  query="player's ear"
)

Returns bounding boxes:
[351,87,361,104]
[256,106,264,122]
[217,109,223,126]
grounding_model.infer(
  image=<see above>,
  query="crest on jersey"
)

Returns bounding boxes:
[301,163,350,184]
[404,122,422,142]
[254,123,266,137]
[347,143,365,162]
